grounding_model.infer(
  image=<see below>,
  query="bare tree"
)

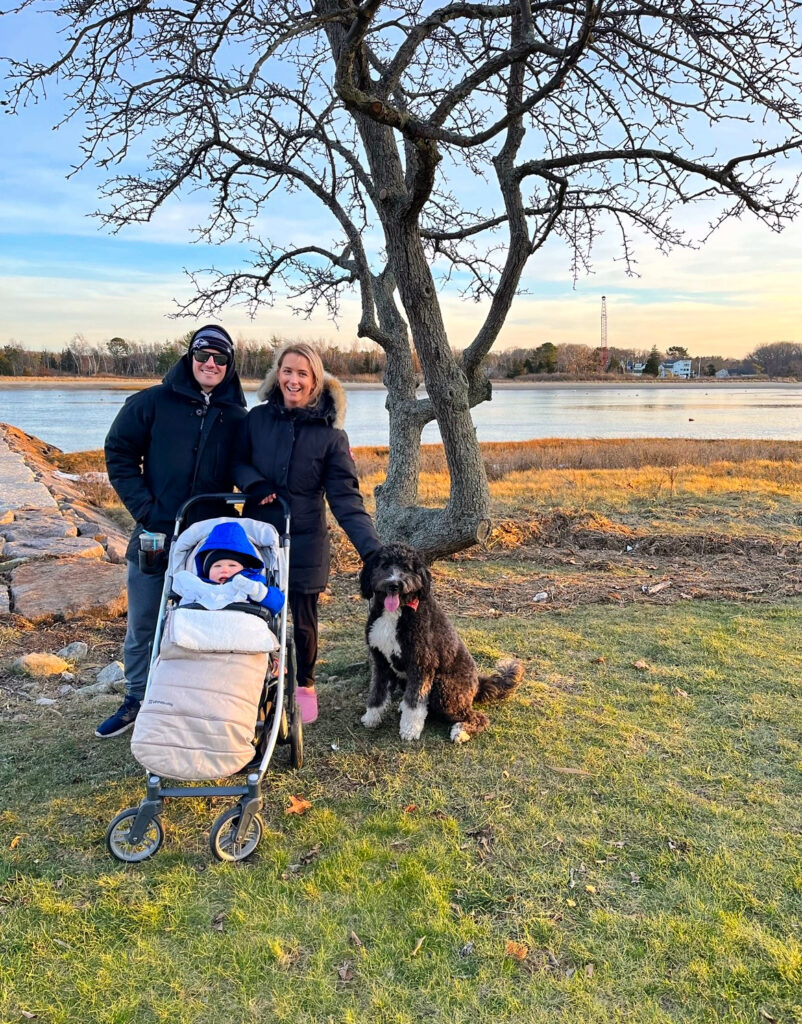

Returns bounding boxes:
[5,0,802,557]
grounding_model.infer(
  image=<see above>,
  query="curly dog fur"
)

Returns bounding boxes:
[359,543,524,742]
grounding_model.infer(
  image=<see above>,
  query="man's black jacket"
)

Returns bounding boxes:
[104,356,247,559]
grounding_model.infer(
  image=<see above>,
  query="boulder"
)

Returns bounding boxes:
[2,515,78,540]
[14,652,72,677]
[4,536,105,560]
[77,678,125,697]
[10,557,127,621]
[96,660,126,685]
[103,533,129,564]
[56,641,89,661]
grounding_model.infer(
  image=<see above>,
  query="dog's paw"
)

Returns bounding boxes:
[450,722,471,744]
[399,701,427,742]
[361,705,386,729]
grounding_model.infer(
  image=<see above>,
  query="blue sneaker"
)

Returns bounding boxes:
[95,696,141,738]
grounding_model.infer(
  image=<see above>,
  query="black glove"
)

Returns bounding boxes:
[246,479,277,502]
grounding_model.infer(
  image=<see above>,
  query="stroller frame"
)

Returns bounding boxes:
[106,492,299,863]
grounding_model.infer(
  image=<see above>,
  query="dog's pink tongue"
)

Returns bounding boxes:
[384,594,400,613]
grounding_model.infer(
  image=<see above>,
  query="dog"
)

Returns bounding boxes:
[359,543,523,742]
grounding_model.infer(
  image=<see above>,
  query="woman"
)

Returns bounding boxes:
[233,342,381,724]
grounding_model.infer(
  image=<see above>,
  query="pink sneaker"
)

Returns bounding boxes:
[296,686,318,724]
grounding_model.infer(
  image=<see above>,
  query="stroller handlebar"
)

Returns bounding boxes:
[174,492,291,535]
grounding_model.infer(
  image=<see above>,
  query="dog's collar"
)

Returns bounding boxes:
[404,597,420,611]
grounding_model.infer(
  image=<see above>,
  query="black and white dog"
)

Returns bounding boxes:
[359,543,524,742]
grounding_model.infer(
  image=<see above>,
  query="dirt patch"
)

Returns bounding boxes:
[436,508,801,612]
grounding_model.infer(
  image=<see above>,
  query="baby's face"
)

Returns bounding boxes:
[208,558,245,583]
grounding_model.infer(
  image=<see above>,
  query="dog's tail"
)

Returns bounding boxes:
[476,658,524,703]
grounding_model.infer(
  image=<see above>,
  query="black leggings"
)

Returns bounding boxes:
[288,591,319,688]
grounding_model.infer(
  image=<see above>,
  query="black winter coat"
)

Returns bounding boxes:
[232,375,381,592]
[105,356,248,559]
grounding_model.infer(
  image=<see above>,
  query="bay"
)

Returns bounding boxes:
[1,382,800,452]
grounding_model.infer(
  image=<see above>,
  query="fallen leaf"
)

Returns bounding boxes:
[52,938,70,949]
[672,687,689,699]
[505,940,529,961]
[348,930,363,947]
[629,872,641,884]
[566,899,577,908]
[546,764,592,777]
[642,580,671,596]
[759,1011,778,1022]
[21,1013,37,1020]
[403,803,417,814]
[337,961,355,981]
[285,795,312,815]
[632,659,650,671]
[591,656,605,664]
[585,963,595,977]
[211,911,225,933]
[10,835,22,850]
[410,936,426,957]
[458,941,475,958]
[584,885,596,894]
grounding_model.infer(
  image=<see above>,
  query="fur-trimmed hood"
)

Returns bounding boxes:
[256,369,347,430]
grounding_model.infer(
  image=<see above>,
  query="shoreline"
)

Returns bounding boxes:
[1,375,798,391]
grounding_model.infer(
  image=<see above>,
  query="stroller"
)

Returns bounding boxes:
[105,493,302,864]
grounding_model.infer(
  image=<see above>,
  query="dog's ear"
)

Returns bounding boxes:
[415,551,432,600]
[360,549,379,598]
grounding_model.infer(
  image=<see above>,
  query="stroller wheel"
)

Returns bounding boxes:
[209,806,264,862]
[289,703,303,770]
[106,807,164,863]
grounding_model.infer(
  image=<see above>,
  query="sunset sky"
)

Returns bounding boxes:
[2,11,801,360]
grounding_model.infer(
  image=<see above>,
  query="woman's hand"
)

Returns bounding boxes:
[259,493,277,506]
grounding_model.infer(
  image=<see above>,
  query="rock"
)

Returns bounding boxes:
[1,515,78,541]
[61,671,75,682]
[78,679,124,697]
[58,683,76,696]
[0,537,4,557]
[10,558,127,621]
[0,587,9,616]
[96,660,126,685]
[13,652,72,677]
[56,641,89,662]
[103,533,129,565]
[36,697,58,706]
[4,535,105,560]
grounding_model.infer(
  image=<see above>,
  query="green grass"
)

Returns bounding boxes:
[1,599,801,1023]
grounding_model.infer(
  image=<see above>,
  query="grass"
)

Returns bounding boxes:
[1,598,801,1023]
[1,438,801,1022]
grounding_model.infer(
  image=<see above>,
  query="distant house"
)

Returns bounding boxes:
[715,368,730,379]
[627,361,646,375]
[659,359,693,379]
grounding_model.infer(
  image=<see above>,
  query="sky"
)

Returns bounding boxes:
[2,12,801,360]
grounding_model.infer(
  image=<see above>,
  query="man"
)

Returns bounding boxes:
[95,324,248,738]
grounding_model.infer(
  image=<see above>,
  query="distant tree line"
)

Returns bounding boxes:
[0,333,388,380]
[0,336,798,380]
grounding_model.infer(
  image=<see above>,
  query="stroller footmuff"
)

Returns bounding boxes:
[131,605,279,781]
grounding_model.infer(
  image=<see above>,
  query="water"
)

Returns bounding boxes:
[1,383,800,452]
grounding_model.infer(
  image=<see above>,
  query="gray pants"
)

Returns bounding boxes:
[123,558,166,701]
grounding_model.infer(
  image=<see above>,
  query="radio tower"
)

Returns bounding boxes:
[600,295,609,373]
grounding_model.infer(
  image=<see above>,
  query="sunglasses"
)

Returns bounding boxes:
[192,349,229,366]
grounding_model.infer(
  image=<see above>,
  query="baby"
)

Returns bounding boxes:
[173,521,284,614]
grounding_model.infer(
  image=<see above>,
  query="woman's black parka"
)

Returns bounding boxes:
[232,372,380,593]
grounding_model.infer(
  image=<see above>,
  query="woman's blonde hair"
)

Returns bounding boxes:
[273,341,325,407]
